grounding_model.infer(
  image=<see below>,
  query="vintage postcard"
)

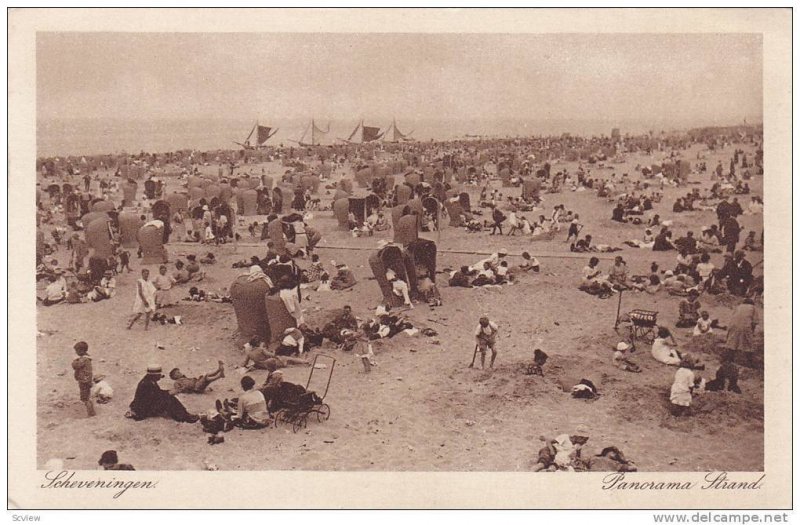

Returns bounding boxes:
[7,7,792,509]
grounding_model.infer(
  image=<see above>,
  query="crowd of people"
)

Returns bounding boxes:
[37,124,765,471]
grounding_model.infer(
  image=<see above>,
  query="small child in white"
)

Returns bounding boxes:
[693,311,714,337]
[612,342,641,373]
[90,375,113,404]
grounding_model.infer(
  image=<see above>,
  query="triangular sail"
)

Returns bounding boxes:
[311,120,331,146]
[256,125,278,145]
[362,125,384,142]
[383,119,413,142]
[394,120,413,141]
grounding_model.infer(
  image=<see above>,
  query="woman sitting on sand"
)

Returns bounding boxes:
[651,327,681,366]
[746,196,763,215]
[695,252,716,290]
[608,256,628,287]
[579,257,614,296]
[623,228,655,249]
[652,228,675,251]
[41,271,68,306]
[698,227,721,252]
[743,231,763,252]
[330,263,357,291]
[173,260,191,284]
[301,254,324,284]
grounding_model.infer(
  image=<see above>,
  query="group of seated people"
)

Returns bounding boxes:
[448,250,540,288]
[570,234,622,253]
[609,193,655,223]
[39,266,118,306]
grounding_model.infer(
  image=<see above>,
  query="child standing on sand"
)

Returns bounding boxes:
[72,341,95,417]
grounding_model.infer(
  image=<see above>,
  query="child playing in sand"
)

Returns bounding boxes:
[676,289,701,328]
[474,316,499,369]
[519,251,540,273]
[612,342,641,373]
[169,361,225,394]
[90,374,113,404]
[669,354,705,416]
[693,311,714,337]
[705,349,741,394]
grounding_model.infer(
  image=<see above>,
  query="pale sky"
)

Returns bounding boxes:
[37,32,762,125]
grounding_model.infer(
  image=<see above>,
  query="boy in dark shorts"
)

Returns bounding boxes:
[118,250,131,273]
[169,361,225,394]
[565,215,583,243]
[71,341,95,417]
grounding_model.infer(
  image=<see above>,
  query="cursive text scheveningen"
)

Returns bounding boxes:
[41,470,159,499]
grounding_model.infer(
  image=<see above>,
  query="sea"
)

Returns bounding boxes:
[36,117,751,158]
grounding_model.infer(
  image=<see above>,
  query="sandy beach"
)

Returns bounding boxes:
[35,139,764,473]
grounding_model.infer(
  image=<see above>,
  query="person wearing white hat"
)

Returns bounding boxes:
[612,341,641,373]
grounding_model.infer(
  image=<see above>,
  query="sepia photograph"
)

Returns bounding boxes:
[8,7,792,511]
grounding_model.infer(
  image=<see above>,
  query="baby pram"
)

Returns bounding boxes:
[613,291,658,349]
[271,354,335,433]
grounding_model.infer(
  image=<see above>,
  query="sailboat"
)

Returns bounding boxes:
[382,118,414,143]
[234,121,278,149]
[338,119,385,144]
[290,119,331,147]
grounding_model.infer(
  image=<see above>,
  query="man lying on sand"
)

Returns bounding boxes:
[169,361,225,394]
[240,337,310,370]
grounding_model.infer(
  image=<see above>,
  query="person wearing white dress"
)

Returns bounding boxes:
[128,268,157,330]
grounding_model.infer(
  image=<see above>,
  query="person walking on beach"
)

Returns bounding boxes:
[566,214,583,243]
[128,268,157,330]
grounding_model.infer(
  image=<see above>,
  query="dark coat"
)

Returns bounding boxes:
[129,376,193,422]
